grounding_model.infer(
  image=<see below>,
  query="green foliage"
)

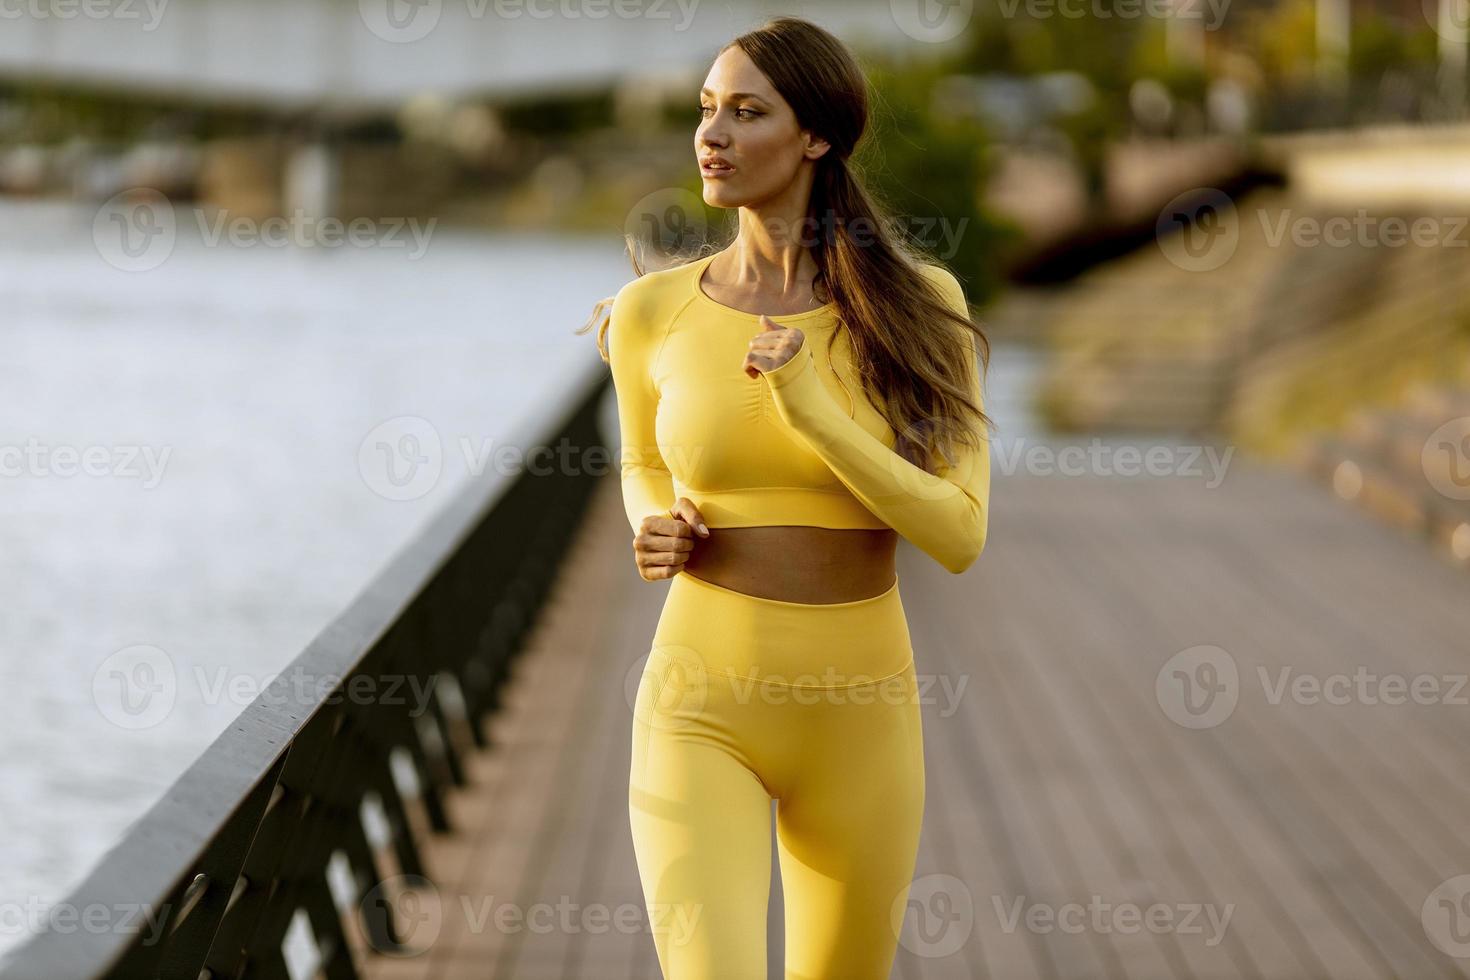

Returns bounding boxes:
[857,61,1009,304]
[959,6,1149,91]
[0,81,271,143]
[497,90,616,135]
[1348,10,1440,78]
[951,11,1150,199]
[1248,0,1321,84]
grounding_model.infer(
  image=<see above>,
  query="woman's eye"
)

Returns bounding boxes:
[696,106,758,119]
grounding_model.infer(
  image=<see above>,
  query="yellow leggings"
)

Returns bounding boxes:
[628,569,925,979]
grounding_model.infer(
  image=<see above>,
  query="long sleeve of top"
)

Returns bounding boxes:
[761,266,991,573]
[607,278,676,532]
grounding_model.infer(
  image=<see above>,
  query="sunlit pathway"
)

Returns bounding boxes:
[355,455,1470,980]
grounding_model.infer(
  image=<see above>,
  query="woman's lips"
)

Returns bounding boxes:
[700,160,736,178]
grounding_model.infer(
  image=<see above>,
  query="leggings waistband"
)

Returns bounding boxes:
[651,571,914,688]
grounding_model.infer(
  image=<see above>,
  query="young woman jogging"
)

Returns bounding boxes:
[584,16,994,977]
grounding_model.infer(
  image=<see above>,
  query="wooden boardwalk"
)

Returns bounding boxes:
[354,454,1470,980]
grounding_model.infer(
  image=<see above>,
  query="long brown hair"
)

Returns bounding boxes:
[579,15,994,473]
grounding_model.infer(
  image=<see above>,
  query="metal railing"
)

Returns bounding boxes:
[0,366,611,980]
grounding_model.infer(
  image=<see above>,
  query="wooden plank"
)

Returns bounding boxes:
[1077,464,1467,979]
[988,571,1263,979]
[1020,523,1351,978]
[1035,475,1381,978]
[913,473,1125,979]
[903,515,1054,980]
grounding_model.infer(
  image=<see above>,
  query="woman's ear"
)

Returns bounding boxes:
[804,134,832,162]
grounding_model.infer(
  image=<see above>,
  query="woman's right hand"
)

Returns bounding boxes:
[633,498,710,581]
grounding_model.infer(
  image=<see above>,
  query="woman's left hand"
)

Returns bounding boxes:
[743,314,806,379]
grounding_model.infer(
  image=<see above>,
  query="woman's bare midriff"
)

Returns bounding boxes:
[680,525,899,604]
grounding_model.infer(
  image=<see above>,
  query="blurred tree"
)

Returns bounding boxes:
[1251,0,1319,84]
[857,60,1011,305]
[954,9,1150,212]
[1129,18,1211,122]
[2,81,273,142]
[498,90,615,135]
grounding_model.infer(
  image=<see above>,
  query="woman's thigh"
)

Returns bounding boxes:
[629,647,774,979]
[774,660,926,980]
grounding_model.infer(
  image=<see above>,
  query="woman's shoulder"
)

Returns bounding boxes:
[914,260,965,301]
[905,261,968,335]
[613,255,703,315]
[609,255,704,354]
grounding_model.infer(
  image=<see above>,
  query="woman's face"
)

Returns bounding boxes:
[696,46,826,209]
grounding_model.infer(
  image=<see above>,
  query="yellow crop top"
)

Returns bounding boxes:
[606,250,991,574]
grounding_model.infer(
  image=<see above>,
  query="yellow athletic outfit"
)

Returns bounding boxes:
[609,250,990,979]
